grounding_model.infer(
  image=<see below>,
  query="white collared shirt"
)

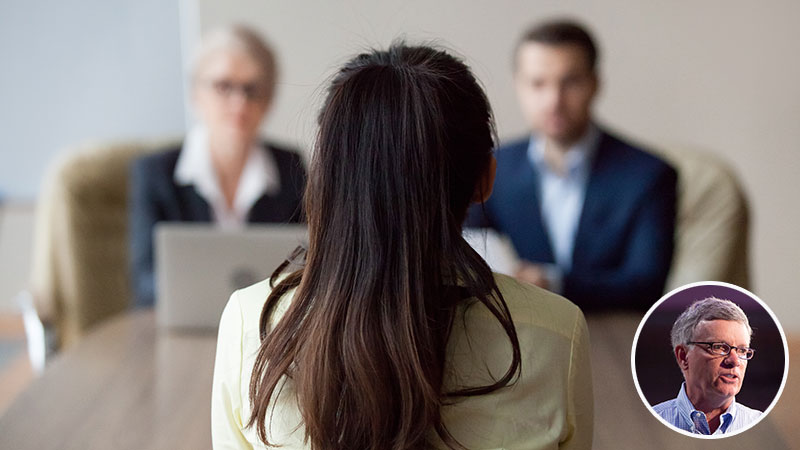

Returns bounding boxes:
[526,125,600,293]
[174,126,281,229]
[653,382,762,435]
[528,126,600,271]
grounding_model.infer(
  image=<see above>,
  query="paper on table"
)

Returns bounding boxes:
[462,228,519,276]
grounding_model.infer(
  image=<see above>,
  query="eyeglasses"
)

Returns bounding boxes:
[688,341,755,360]
[206,79,268,102]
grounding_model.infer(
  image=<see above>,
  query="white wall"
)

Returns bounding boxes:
[194,0,800,334]
[0,0,186,201]
[0,204,34,313]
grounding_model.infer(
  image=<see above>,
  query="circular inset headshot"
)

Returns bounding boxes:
[631,282,788,438]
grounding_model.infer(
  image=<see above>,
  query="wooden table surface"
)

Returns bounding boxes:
[0,310,795,449]
[0,310,216,450]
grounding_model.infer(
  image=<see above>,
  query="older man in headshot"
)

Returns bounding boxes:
[654,297,762,435]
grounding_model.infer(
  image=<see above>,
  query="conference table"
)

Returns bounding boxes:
[0,310,795,449]
[0,310,215,450]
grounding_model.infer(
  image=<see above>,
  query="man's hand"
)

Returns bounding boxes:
[514,262,550,289]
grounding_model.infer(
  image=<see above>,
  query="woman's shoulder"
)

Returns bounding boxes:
[224,272,585,344]
[262,141,305,168]
[130,145,183,187]
[223,276,295,337]
[226,278,271,328]
[491,272,585,339]
[134,145,182,169]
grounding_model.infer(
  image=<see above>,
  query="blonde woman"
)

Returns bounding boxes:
[129,26,306,307]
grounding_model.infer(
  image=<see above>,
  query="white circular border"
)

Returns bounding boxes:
[630,281,790,439]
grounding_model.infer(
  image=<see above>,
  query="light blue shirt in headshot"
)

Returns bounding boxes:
[652,382,762,435]
[527,124,600,293]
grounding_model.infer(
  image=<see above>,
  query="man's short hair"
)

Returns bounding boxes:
[514,19,598,72]
[670,297,753,350]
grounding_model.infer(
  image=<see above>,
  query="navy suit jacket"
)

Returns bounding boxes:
[128,142,306,307]
[466,130,677,311]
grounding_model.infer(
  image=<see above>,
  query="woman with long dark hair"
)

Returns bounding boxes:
[211,43,593,449]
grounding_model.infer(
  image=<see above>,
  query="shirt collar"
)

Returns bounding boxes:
[677,382,737,434]
[527,123,601,176]
[174,125,281,222]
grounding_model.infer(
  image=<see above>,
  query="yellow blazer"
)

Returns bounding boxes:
[211,273,593,449]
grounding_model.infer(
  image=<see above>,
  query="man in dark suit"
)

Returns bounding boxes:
[467,19,677,310]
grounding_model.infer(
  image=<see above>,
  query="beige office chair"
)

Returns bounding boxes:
[29,139,176,349]
[651,146,751,291]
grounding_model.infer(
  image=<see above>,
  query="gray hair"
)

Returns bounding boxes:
[670,297,752,349]
[190,25,278,103]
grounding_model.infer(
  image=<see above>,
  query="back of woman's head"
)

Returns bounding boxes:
[310,44,495,232]
[248,43,519,450]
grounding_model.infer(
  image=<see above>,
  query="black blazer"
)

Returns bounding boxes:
[466,129,677,311]
[128,142,306,307]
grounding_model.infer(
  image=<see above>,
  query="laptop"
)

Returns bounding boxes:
[155,223,308,331]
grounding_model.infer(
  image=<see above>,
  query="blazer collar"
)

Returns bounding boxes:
[174,125,280,226]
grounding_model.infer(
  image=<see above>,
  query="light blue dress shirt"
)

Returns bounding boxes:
[652,382,762,435]
[527,125,600,293]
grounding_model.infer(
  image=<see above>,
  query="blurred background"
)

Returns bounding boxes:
[3,0,799,330]
[0,0,798,448]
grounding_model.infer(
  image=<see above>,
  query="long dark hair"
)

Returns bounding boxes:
[247,43,521,449]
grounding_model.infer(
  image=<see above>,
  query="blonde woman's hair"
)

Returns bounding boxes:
[191,24,277,103]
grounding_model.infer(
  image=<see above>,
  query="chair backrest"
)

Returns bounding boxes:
[30,139,177,348]
[650,146,750,292]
